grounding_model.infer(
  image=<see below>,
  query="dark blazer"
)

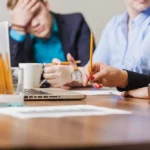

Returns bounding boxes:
[9,12,95,67]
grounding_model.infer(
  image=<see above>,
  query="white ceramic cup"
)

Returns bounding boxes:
[19,63,43,89]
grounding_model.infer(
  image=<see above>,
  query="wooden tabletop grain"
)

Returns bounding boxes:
[0,91,150,150]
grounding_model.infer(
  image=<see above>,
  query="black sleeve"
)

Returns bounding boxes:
[117,70,150,91]
[9,30,34,67]
[9,35,25,67]
[76,14,95,66]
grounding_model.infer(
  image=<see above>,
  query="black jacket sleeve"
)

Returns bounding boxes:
[55,12,95,67]
[117,70,150,91]
[9,35,25,67]
[9,32,34,67]
[76,14,95,66]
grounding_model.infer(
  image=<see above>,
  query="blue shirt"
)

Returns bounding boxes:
[10,16,66,63]
[93,7,150,74]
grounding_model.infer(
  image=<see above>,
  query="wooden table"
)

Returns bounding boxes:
[0,92,150,150]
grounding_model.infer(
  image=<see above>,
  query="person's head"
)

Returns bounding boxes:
[7,0,53,38]
[125,0,150,16]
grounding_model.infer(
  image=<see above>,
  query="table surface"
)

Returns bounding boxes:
[1,89,150,150]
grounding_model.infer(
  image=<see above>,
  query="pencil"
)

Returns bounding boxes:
[44,60,81,66]
[0,53,7,94]
[52,60,81,65]
[5,53,14,94]
[0,53,14,94]
[89,33,94,76]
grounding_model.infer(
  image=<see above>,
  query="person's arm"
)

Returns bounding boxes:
[9,0,41,67]
[9,28,34,67]
[83,62,150,91]
[121,87,149,99]
[9,28,26,67]
[117,70,150,91]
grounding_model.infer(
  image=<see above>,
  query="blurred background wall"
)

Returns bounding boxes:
[0,0,126,43]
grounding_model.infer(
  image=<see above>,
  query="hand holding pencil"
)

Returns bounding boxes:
[42,53,80,88]
[44,53,80,66]
[83,33,103,89]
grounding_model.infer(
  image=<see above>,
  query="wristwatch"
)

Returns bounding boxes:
[148,84,150,97]
[71,66,82,82]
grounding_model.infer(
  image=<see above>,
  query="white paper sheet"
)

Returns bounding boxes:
[0,105,131,119]
[72,89,121,96]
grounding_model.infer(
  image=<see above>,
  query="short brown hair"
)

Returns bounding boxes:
[7,0,44,10]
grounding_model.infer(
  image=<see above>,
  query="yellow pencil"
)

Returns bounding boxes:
[45,60,81,66]
[89,33,94,76]
[53,60,81,65]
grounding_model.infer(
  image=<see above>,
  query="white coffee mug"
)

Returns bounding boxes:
[19,63,43,89]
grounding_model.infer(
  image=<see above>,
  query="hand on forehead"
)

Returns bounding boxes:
[17,0,40,6]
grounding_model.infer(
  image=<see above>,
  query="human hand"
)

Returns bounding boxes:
[52,53,76,65]
[43,53,76,88]
[43,64,73,88]
[122,87,149,99]
[83,62,128,89]
[10,0,40,29]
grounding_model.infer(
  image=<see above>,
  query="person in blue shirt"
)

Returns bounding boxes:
[93,0,150,74]
[7,0,93,67]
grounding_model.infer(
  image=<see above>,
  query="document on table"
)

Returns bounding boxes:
[0,105,131,119]
[72,88,121,96]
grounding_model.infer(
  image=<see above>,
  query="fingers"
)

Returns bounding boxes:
[92,82,103,89]
[87,63,101,76]
[67,53,76,66]
[122,90,139,97]
[67,53,75,62]
[17,0,25,6]
[47,79,58,85]
[26,0,37,10]
[91,70,106,81]
[20,0,30,9]
[51,53,76,66]
[121,87,149,98]
[44,66,63,79]
[59,85,71,90]
[83,74,103,89]
[30,1,41,13]
[52,58,61,65]
[20,0,40,13]
[83,74,89,87]
[44,66,58,73]
[121,91,127,97]
[83,63,106,88]
[44,63,55,67]
[43,73,58,80]
[46,79,65,88]
[121,91,133,97]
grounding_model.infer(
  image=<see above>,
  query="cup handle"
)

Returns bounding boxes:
[38,66,46,88]
[39,79,46,88]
